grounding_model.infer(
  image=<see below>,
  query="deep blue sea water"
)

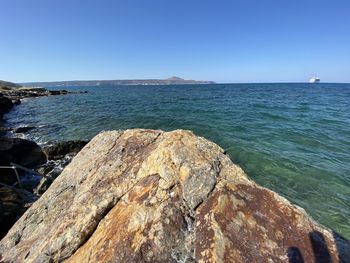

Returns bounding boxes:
[4,83,350,238]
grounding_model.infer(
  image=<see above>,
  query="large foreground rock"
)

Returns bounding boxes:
[0,129,348,262]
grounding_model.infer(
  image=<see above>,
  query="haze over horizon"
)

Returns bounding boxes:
[1,0,349,83]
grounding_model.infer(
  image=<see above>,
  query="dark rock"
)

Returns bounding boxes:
[43,140,89,160]
[0,127,11,138]
[36,162,57,176]
[2,87,84,103]
[0,137,47,185]
[0,185,38,240]
[48,90,61,95]
[14,126,35,133]
[0,187,24,239]
[0,96,13,118]
[48,90,69,95]
[0,137,46,167]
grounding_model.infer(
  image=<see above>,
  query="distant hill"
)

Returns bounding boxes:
[21,77,215,87]
[0,80,21,89]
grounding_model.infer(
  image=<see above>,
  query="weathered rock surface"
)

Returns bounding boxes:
[0,129,348,262]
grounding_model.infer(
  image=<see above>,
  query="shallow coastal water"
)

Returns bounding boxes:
[4,83,350,238]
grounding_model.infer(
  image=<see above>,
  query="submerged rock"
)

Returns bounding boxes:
[0,126,35,135]
[0,129,348,262]
[48,90,68,95]
[13,126,36,133]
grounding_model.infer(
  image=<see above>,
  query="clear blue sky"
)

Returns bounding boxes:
[1,0,349,83]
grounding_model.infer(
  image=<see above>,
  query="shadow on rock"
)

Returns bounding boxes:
[309,231,332,263]
[288,247,305,263]
[288,231,350,263]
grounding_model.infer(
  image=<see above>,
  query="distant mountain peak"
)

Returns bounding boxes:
[166,76,185,81]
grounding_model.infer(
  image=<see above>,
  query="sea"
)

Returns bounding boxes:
[4,83,350,239]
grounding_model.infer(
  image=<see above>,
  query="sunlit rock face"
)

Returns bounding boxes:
[0,129,348,262]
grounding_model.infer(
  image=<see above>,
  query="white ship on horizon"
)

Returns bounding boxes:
[309,77,320,83]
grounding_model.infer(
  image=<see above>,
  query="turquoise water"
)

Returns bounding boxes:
[5,83,350,238]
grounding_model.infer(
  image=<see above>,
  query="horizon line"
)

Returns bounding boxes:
[17,80,350,85]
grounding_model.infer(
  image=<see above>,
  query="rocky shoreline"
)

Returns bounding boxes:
[0,86,88,238]
[0,86,86,100]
